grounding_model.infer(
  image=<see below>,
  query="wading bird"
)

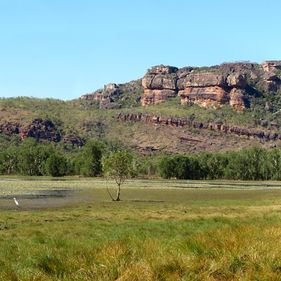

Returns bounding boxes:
[13,197,19,207]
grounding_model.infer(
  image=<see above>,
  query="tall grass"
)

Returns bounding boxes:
[0,179,281,280]
[0,215,281,280]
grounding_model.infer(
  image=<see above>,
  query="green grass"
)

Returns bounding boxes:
[1,178,281,280]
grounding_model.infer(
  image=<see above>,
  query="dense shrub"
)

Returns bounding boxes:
[45,153,69,177]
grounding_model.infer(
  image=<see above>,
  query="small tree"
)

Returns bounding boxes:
[102,150,133,201]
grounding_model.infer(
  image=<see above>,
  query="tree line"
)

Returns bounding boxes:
[158,147,281,180]
[1,137,281,181]
[0,138,135,178]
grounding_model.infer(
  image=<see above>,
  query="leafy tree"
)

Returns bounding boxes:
[158,156,177,179]
[0,146,19,174]
[268,148,281,180]
[137,156,159,177]
[102,150,133,201]
[76,140,105,176]
[224,148,269,180]
[18,138,53,176]
[45,153,68,177]
[159,155,202,180]
[199,153,228,180]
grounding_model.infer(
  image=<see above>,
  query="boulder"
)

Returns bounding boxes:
[226,73,247,88]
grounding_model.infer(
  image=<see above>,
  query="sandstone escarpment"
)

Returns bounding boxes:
[142,64,251,110]
[140,61,281,110]
[80,61,281,111]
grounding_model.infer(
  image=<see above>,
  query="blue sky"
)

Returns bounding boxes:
[0,0,280,100]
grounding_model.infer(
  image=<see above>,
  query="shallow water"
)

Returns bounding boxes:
[1,178,281,210]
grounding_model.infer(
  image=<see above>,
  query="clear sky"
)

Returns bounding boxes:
[0,0,280,100]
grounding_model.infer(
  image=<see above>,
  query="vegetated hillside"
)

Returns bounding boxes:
[1,60,281,154]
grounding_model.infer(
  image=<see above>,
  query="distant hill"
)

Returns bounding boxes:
[1,61,281,154]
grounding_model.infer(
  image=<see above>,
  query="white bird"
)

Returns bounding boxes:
[13,197,19,207]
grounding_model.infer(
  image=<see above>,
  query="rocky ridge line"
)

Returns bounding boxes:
[116,113,281,141]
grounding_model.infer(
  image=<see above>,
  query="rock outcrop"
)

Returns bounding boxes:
[116,113,281,142]
[80,80,142,109]
[80,83,121,109]
[141,65,178,105]
[261,61,281,92]
[63,134,85,148]
[262,61,281,72]
[0,118,86,147]
[20,118,61,142]
[0,122,20,136]
[229,88,246,110]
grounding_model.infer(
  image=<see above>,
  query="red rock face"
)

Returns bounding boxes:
[141,64,250,110]
[141,89,177,106]
[141,65,178,105]
[179,73,226,88]
[261,61,281,92]
[177,69,250,110]
[229,88,246,111]
[179,86,229,108]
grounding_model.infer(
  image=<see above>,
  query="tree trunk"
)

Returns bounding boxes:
[116,183,121,201]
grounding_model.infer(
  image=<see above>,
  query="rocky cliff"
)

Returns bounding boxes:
[81,61,281,111]
[142,61,281,110]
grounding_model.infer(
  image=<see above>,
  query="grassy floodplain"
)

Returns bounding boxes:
[1,178,281,280]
